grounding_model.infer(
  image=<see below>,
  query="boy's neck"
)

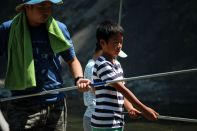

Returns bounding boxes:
[93,50,103,61]
[102,54,115,64]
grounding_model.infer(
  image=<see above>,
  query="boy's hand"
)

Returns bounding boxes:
[127,107,142,119]
[142,107,159,121]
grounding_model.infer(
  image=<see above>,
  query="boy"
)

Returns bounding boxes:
[91,20,158,131]
[83,42,138,131]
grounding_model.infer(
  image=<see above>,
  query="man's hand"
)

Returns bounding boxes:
[76,78,91,92]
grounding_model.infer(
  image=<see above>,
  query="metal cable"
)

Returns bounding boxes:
[1,68,197,102]
[158,115,197,123]
[1,68,197,123]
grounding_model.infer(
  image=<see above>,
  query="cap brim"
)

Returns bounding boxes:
[118,50,128,58]
[26,0,63,5]
[16,0,63,11]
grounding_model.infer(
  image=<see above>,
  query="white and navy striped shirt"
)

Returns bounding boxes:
[91,56,125,128]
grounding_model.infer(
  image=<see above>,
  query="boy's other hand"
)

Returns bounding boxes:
[143,107,159,121]
[127,107,142,119]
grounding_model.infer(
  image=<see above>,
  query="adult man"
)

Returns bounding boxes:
[0,0,90,130]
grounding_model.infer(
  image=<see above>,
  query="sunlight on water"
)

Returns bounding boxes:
[67,114,197,131]
[66,96,197,131]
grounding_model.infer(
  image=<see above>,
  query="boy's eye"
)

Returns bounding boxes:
[113,41,122,45]
[114,42,119,45]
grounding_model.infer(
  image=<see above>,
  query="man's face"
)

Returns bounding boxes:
[25,1,52,26]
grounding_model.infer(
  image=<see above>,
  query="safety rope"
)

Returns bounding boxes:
[0,68,197,102]
[118,0,123,25]
[1,68,197,123]
[158,115,197,123]
[123,112,197,123]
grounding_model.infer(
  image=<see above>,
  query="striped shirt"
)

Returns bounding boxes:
[91,56,125,128]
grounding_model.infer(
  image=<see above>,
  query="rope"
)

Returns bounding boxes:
[1,68,197,123]
[0,85,78,102]
[118,0,123,25]
[1,68,197,102]
[158,115,197,123]
[123,112,197,123]
[93,68,197,87]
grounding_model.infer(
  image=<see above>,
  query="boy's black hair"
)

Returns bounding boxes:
[96,20,124,45]
[95,42,102,52]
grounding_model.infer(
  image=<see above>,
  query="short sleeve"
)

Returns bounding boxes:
[57,21,76,62]
[0,20,12,56]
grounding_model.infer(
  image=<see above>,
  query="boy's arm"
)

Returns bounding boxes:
[111,82,159,120]
[124,98,141,119]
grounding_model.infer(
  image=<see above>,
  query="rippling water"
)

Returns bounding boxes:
[66,92,197,131]
[67,110,197,131]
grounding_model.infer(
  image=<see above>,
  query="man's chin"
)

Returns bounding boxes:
[41,15,50,22]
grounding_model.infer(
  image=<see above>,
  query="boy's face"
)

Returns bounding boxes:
[101,33,123,58]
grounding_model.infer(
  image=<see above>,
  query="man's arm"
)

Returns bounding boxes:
[0,24,6,56]
[58,22,90,92]
[67,56,90,92]
[67,56,83,78]
[0,20,12,56]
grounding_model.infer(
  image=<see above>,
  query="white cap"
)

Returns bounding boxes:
[118,50,128,58]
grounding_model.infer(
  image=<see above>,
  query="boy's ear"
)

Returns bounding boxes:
[100,39,105,46]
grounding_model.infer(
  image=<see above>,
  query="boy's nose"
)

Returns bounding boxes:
[117,42,122,48]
